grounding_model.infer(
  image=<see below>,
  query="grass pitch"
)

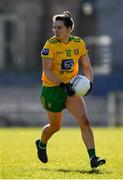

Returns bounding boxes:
[0,127,123,179]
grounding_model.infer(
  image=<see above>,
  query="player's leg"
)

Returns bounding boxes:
[66,95,95,149]
[66,95,105,168]
[36,111,62,163]
[36,85,66,163]
[41,111,62,143]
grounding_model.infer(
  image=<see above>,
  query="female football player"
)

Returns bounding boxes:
[35,11,106,168]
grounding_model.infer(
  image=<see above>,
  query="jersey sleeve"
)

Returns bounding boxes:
[41,41,54,59]
[79,39,88,56]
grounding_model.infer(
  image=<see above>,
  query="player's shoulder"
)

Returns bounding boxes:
[70,35,85,44]
[47,36,59,44]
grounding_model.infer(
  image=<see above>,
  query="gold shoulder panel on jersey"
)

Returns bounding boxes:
[48,36,59,44]
[70,36,81,42]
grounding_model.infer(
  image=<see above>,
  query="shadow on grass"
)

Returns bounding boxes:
[40,167,105,174]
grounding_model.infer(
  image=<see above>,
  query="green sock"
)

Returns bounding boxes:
[39,140,47,149]
[87,148,96,159]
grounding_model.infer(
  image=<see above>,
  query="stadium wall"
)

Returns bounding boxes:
[0,0,123,72]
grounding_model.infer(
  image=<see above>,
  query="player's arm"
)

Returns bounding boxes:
[79,54,93,82]
[42,58,61,85]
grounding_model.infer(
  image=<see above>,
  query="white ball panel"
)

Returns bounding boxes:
[71,75,90,96]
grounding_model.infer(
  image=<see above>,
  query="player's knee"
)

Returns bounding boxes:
[51,126,61,133]
[80,116,90,128]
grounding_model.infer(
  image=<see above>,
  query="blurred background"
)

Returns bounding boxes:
[0,0,123,127]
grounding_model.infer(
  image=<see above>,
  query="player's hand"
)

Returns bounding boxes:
[60,82,75,97]
[84,81,92,96]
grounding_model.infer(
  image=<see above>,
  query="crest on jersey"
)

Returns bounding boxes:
[74,48,79,55]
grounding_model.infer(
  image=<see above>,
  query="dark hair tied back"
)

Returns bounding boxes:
[53,11,74,30]
[63,11,71,18]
